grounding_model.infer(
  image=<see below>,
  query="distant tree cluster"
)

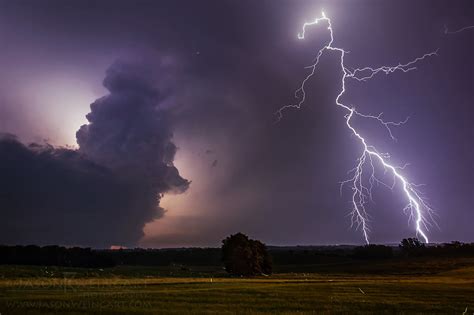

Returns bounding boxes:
[0,245,114,268]
[399,238,474,257]
[221,233,272,276]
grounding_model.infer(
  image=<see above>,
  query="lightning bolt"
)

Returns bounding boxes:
[276,12,437,244]
[444,24,474,35]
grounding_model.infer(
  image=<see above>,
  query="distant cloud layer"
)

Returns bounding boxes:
[0,61,189,247]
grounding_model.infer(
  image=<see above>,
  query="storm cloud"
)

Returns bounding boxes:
[0,61,188,247]
[77,61,189,193]
[0,0,473,247]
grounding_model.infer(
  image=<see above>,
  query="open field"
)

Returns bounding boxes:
[1,258,474,314]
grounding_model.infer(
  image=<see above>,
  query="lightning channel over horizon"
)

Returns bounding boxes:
[276,12,437,244]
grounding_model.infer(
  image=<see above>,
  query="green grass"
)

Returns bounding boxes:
[1,259,473,314]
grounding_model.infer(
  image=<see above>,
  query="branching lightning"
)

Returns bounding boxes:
[444,24,474,35]
[276,12,437,244]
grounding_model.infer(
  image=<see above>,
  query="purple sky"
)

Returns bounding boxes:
[0,0,473,247]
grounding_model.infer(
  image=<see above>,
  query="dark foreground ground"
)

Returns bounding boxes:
[1,256,473,314]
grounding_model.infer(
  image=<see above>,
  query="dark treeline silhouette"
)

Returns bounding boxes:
[270,246,351,265]
[107,248,222,266]
[0,245,115,268]
[399,238,474,257]
[1,240,474,268]
[0,246,222,268]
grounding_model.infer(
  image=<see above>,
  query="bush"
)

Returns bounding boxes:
[221,233,272,276]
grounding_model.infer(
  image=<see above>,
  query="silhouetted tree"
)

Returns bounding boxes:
[221,233,272,276]
[400,238,425,256]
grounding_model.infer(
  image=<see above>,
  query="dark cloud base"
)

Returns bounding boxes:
[0,134,155,247]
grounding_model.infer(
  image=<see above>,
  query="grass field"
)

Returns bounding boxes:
[1,258,474,314]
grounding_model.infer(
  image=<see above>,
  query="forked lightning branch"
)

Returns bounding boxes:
[276,12,437,244]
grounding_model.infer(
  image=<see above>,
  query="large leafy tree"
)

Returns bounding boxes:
[221,233,272,276]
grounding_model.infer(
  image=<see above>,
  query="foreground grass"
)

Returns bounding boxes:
[0,261,473,314]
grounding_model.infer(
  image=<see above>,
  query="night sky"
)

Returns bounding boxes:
[0,0,473,248]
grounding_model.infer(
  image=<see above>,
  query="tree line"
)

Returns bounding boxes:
[1,236,474,273]
[0,245,115,268]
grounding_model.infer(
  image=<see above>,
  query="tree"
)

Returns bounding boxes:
[221,233,272,276]
[399,237,425,256]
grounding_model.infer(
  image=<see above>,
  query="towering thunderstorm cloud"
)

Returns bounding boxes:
[77,61,189,194]
[276,12,437,243]
[0,61,189,247]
